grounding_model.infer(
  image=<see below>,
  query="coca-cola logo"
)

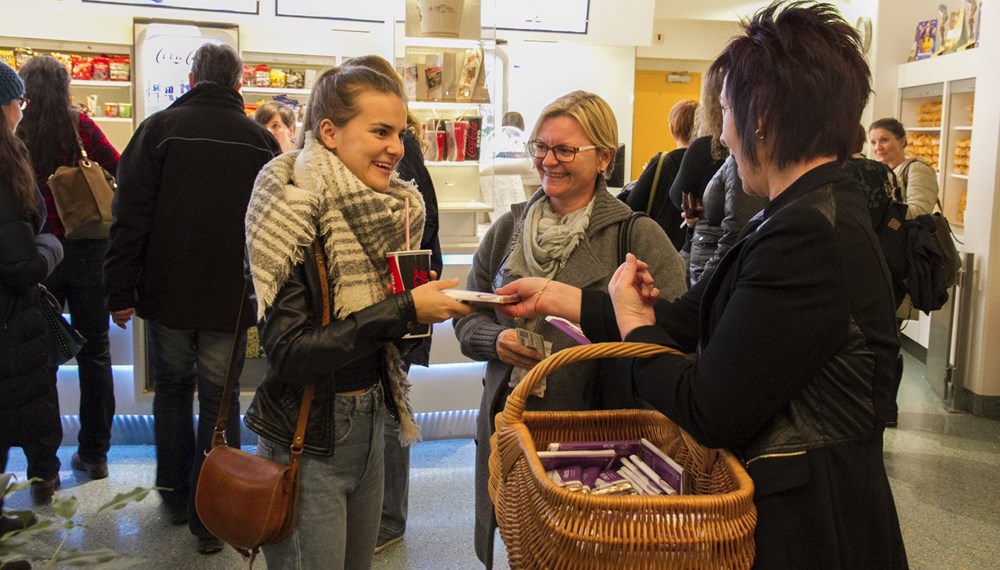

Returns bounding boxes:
[154,48,196,66]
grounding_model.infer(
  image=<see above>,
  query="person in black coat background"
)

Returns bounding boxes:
[0,61,65,505]
[668,70,728,268]
[624,99,697,252]
[341,54,445,553]
[103,44,280,555]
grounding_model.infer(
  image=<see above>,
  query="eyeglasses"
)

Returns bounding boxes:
[15,97,29,110]
[527,140,598,163]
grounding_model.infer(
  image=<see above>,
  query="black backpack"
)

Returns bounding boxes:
[846,157,962,314]
[845,158,909,307]
[896,159,963,313]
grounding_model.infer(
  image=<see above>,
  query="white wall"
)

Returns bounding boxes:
[500,40,637,173]
[638,18,740,62]
[0,0,394,58]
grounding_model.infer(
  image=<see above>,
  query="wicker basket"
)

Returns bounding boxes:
[489,342,757,569]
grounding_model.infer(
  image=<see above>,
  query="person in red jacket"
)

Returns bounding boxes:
[16,55,119,483]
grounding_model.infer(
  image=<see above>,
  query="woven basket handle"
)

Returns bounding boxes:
[502,342,686,425]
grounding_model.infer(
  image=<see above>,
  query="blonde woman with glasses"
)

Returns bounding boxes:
[453,90,686,569]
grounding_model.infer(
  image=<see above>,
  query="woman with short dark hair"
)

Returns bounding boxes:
[495,2,907,567]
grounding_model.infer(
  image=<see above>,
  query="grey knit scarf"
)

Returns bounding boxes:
[508,195,594,280]
[245,135,426,445]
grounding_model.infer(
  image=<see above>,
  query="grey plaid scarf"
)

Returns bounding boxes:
[245,135,425,444]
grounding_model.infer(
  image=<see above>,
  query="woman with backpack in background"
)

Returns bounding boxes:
[869,117,938,219]
[869,116,941,427]
[623,99,698,252]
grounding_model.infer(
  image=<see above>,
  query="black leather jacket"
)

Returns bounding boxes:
[244,245,420,456]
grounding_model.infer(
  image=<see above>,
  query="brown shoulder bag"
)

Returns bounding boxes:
[47,113,116,239]
[195,239,328,565]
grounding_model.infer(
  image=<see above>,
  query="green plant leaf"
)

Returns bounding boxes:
[1,510,36,527]
[0,474,35,499]
[52,495,80,520]
[0,543,53,562]
[0,484,158,568]
[50,547,147,568]
[95,487,155,514]
[0,517,63,541]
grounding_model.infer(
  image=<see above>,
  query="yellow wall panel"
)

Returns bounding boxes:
[630,71,702,180]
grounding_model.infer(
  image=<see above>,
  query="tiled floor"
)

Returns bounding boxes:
[3,351,999,569]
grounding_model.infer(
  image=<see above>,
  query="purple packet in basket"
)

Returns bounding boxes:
[639,438,686,494]
[537,449,616,471]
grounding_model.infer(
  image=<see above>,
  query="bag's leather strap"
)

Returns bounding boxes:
[69,112,91,164]
[645,151,669,215]
[210,239,327,454]
[618,211,647,266]
[288,242,330,463]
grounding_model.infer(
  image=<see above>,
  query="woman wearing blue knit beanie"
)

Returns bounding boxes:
[0,59,66,506]
[0,61,26,105]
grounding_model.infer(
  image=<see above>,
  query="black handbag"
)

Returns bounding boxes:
[38,285,86,366]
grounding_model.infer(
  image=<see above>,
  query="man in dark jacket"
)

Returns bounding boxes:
[103,43,279,555]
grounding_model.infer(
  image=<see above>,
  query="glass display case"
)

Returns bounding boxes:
[397,0,501,253]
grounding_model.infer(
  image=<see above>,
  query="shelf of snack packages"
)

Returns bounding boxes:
[1,46,132,120]
[948,103,972,226]
[2,45,134,150]
[240,60,324,128]
[402,35,493,251]
[899,93,974,227]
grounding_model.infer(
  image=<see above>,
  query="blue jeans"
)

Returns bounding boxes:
[44,238,114,464]
[260,384,385,570]
[380,414,409,540]
[145,321,244,539]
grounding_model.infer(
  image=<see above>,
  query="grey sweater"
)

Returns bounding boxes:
[453,179,686,566]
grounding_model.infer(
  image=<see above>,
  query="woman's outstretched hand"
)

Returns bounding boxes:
[410,278,473,323]
[609,253,658,339]
[494,278,582,323]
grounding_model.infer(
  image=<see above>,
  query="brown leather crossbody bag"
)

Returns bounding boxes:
[195,239,328,564]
